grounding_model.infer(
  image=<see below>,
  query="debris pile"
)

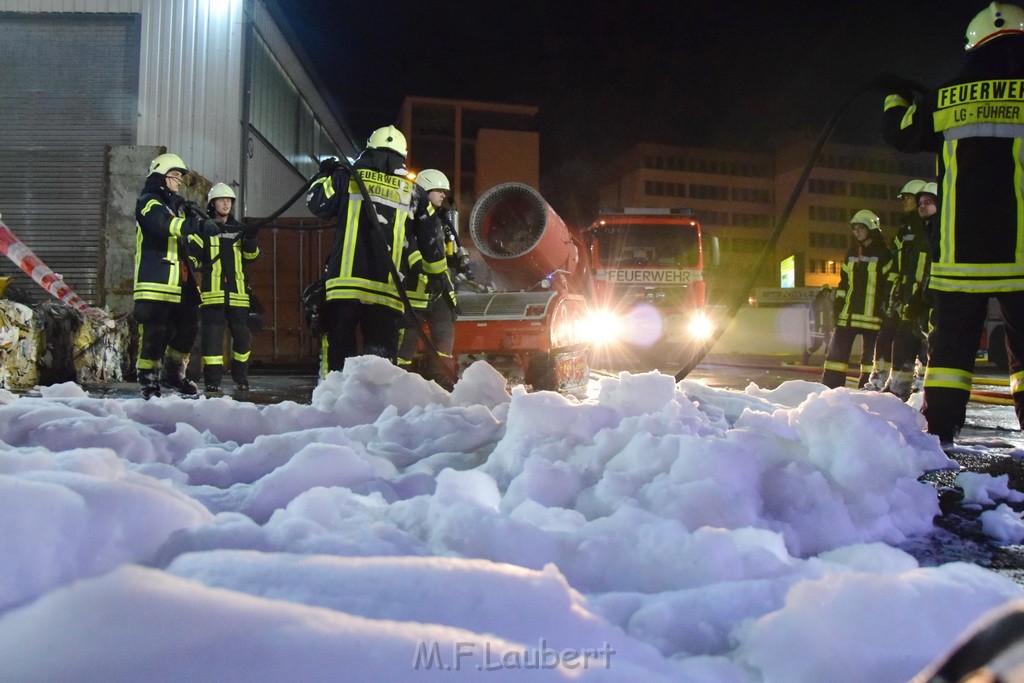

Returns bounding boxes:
[0,300,131,390]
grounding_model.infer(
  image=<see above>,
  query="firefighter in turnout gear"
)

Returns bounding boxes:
[821,210,896,389]
[865,180,927,391]
[192,182,260,393]
[133,153,221,399]
[882,182,936,400]
[305,126,446,375]
[881,2,1024,442]
[397,169,458,390]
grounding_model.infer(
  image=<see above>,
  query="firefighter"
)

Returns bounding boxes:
[133,153,221,399]
[864,180,927,391]
[880,2,1024,442]
[806,284,834,355]
[821,210,896,389]
[193,182,260,393]
[397,169,458,390]
[882,182,936,400]
[306,126,445,375]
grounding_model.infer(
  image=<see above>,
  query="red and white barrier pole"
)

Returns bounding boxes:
[0,215,111,323]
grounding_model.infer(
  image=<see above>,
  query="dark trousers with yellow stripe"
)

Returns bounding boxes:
[134,292,199,377]
[821,325,878,389]
[200,305,251,387]
[321,299,401,375]
[397,296,456,389]
[924,290,1024,441]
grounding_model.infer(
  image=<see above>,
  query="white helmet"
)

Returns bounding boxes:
[208,182,236,202]
[916,182,939,197]
[148,153,187,176]
[415,169,450,193]
[366,125,408,157]
[898,179,927,197]
[850,209,881,231]
[965,2,1024,50]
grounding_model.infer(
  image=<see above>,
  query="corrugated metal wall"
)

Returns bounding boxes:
[0,0,139,11]
[7,1,249,188]
[0,12,138,304]
[251,1,351,158]
[136,0,245,188]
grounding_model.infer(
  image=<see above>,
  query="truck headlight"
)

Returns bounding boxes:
[580,310,622,346]
[686,311,715,341]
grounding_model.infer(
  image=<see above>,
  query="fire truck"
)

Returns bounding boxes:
[451,183,716,395]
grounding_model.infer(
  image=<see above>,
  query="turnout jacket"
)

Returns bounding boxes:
[882,38,1024,293]
[403,206,457,311]
[834,233,894,331]
[306,149,446,312]
[190,214,260,308]
[890,210,931,315]
[134,175,198,304]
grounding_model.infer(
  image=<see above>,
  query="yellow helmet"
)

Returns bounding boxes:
[208,182,236,202]
[148,153,187,176]
[415,169,450,193]
[917,182,939,197]
[897,179,927,197]
[965,2,1024,50]
[850,209,881,231]
[366,125,408,157]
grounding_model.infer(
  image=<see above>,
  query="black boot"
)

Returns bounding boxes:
[161,356,199,396]
[204,364,224,393]
[423,354,456,392]
[138,368,161,400]
[231,359,250,391]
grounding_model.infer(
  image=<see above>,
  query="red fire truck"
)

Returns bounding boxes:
[452,183,716,394]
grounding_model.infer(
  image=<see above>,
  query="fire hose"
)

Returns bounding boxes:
[674,74,928,382]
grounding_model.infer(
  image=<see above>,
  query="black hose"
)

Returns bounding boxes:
[237,174,323,238]
[192,174,326,273]
[674,78,906,382]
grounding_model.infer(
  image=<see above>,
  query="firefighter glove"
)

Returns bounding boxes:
[427,273,449,296]
[318,157,343,176]
[182,200,207,219]
[407,260,425,281]
[198,218,222,237]
[872,72,921,100]
[903,295,926,321]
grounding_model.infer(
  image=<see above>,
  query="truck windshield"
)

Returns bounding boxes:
[592,224,701,268]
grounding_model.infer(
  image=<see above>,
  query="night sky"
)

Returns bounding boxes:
[272,1,980,211]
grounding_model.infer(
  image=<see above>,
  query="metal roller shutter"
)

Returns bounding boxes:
[0,12,138,305]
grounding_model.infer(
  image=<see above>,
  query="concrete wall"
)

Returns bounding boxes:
[103,145,162,313]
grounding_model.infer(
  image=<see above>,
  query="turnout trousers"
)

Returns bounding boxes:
[200,304,251,388]
[924,291,1024,441]
[320,299,402,377]
[821,325,879,389]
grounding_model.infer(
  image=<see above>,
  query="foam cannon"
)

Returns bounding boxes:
[469,183,581,291]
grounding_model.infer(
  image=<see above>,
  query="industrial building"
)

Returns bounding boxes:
[599,140,936,304]
[0,0,355,363]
